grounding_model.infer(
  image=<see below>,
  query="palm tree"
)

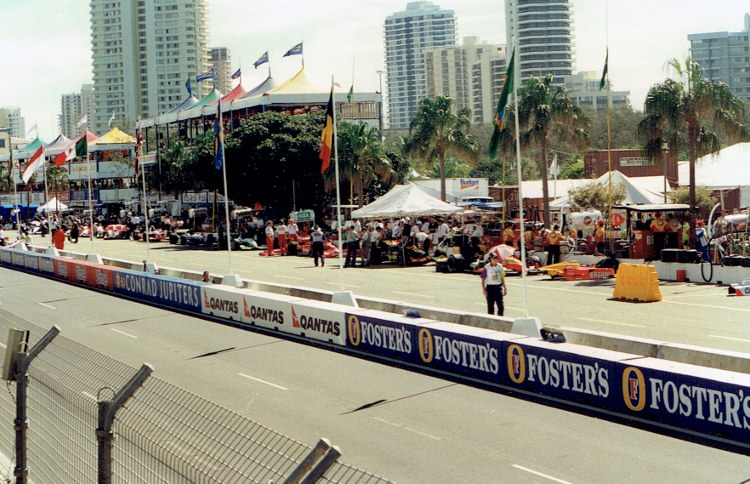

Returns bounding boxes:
[638,58,748,236]
[45,164,69,213]
[502,75,590,227]
[406,96,478,201]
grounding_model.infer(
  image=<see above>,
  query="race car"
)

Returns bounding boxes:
[728,279,750,296]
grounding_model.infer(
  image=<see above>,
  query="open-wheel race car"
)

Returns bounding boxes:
[103,224,130,240]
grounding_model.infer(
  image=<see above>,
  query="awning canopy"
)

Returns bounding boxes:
[351,184,463,219]
[91,127,135,145]
[545,170,667,208]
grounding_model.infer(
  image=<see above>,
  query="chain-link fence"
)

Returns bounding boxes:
[0,308,392,483]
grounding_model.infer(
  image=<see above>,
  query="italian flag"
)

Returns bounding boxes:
[21,145,45,184]
[54,143,76,167]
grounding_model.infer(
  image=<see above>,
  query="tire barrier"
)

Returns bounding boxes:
[2,245,749,453]
[613,263,662,302]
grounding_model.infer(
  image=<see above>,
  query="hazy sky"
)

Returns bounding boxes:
[1,0,748,141]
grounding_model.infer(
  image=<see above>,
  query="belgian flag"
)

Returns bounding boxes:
[319,87,334,174]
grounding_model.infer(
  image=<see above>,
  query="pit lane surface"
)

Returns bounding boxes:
[1,254,749,481]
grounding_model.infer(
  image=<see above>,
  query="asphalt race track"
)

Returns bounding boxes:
[1,237,749,481]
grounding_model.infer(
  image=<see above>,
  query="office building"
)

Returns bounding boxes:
[689,13,750,101]
[89,0,209,134]
[563,71,630,112]
[80,84,94,134]
[505,0,574,86]
[384,1,456,129]
[0,107,26,139]
[210,47,232,94]
[424,37,508,124]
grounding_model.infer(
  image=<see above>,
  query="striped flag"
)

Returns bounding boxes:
[488,48,515,159]
[21,145,45,184]
[319,87,334,174]
[214,98,224,170]
[54,143,76,167]
[599,48,609,90]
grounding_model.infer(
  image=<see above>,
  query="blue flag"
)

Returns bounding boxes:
[197,68,216,83]
[283,42,303,57]
[254,51,269,69]
[231,68,241,80]
[185,78,192,96]
[214,98,223,170]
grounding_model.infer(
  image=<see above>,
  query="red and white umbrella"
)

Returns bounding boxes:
[487,244,516,261]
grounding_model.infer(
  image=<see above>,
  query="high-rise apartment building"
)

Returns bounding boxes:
[59,93,82,139]
[688,13,750,101]
[563,71,630,112]
[89,0,209,134]
[210,47,232,94]
[80,84,95,134]
[505,0,574,86]
[424,37,508,124]
[384,1,456,129]
[0,107,26,139]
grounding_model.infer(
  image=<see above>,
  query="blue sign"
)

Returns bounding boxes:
[114,270,201,313]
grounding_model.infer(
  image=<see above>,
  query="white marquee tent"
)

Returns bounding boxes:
[678,142,750,207]
[351,184,463,219]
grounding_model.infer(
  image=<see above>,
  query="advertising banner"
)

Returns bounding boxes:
[501,339,637,410]
[289,300,346,346]
[11,251,25,268]
[53,258,76,281]
[240,291,301,331]
[38,255,55,275]
[615,359,750,445]
[0,248,11,265]
[91,264,116,291]
[345,310,431,363]
[201,285,243,322]
[23,253,40,272]
[113,270,202,313]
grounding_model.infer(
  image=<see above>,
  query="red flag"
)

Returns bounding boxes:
[319,87,334,174]
[21,145,45,184]
[54,144,76,167]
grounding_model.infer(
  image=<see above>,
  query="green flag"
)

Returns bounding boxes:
[347,84,353,103]
[488,49,515,159]
[599,48,608,90]
[75,136,88,157]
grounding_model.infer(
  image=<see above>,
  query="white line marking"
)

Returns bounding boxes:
[0,342,6,349]
[578,317,645,328]
[709,335,750,344]
[392,291,434,299]
[371,416,442,441]
[238,373,288,391]
[111,328,137,339]
[324,282,360,288]
[512,464,572,484]
[662,300,750,313]
[38,302,56,310]
[82,391,97,401]
[276,275,304,281]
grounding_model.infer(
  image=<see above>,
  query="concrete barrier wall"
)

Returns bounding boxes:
[651,261,750,285]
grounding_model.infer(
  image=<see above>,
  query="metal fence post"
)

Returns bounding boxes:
[300,445,342,484]
[96,364,153,484]
[13,326,60,484]
[284,438,331,484]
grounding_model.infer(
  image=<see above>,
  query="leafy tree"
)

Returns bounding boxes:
[667,186,715,214]
[559,159,585,179]
[500,75,591,227]
[333,122,396,207]
[405,96,478,200]
[586,105,643,150]
[568,181,625,213]
[45,164,69,196]
[637,58,748,234]
[428,156,470,179]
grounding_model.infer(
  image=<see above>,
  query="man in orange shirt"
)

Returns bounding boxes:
[545,224,563,264]
[594,220,606,255]
[52,226,66,251]
[502,223,516,247]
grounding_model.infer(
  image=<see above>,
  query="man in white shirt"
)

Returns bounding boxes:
[276,220,288,255]
[481,253,507,315]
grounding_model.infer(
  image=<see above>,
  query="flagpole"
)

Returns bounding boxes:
[85,137,95,250]
[332,76,344,291]
[219,108,234,276]
[42,151,52,244]
[8,136,21,230]
[137,118,152,261]
[605,0,613,255]
[511,42,529,317]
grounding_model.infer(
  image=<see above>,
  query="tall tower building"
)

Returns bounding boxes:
[689,13,750,102]
[59,93,82,139]
[384,1,456,129]
[424,36,508,124]
[210,47,232,94]
[505,0,574,86]
[0,107,26,139]
[89,0,209,134]
[80,84,95,134]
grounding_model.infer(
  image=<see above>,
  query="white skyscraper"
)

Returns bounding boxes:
[424,37,508,124]
[0,107,26,139]
[59,93,82,139]
[384,1,457,129]
[89,0,209,134]
[505,0,574,86]
[210,47,232,94]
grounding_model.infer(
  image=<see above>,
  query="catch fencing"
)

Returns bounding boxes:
[0,308,391,483]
